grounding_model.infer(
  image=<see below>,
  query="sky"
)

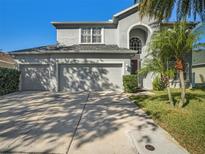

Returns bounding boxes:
[0,0,204,52]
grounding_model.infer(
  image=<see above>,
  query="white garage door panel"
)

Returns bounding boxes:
[21,65,50,91]
[59,63,123,92]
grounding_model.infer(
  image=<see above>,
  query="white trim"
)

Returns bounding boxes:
[192,63,205,67]
[113,4,139,17]
[102,28,105,44]
[17,63,49,65]
[127,22,153,49]
[91,28,93,42]
[17,63,22,91]
[129,36,144,45]
[57,61,124,65]
[56,63,59,92]
[0,59,15,65]
[78,28,81,44]
[129,37,143,53]
[79,27,104,44]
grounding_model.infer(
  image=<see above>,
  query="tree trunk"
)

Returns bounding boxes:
[163,75,174,106]
[167,86,174,106]
[179,70,186,107]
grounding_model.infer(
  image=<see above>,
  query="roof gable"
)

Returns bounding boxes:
[113,4,139,22]
[52,4,139,28]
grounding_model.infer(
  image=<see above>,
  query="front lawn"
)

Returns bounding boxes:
[130,88,205,154]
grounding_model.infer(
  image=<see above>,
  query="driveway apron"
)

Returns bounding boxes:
[0,91,189,154]
[0,92,88,154]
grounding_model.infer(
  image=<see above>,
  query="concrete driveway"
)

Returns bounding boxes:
[0,91,188,154]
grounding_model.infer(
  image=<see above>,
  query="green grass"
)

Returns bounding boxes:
[130,88,205,154]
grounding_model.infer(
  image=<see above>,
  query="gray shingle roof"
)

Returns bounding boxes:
[10,44,136,55]
[0,52,16,64]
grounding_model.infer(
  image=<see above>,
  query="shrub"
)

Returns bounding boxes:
[123,75,138,93]
[152,76,166,91]
[0,67,20,96]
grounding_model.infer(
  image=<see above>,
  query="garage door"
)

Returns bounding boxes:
[20,64,50,91]
[59,63,123,92]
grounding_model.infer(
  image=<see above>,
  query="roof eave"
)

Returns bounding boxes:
[51,21,117,28]
[0,59,16,65]
[160,22,199,27]
[192,63,205,67]
[52,4,139,28]
[113,3,139,18]
[10,50,136,55]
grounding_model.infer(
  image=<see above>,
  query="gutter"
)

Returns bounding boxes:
[0,59,16,65]
[192,63,205,67]
[10,50,137,55]
[51,22,117,29]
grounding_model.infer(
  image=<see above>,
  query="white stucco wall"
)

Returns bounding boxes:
[16,7,159,91]
[56,11,155,48]
[104,28,117,45]
[57,29,79,46]
[57,28,118,46]
[117,11,155,49]
[115,11,156,90]
[192,66,205,84]
[14,53,132,92]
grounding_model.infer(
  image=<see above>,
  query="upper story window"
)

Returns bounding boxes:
[129,37,142,54]
[81,28,102,44]
[92,28,102,43]
[81,28,91,43]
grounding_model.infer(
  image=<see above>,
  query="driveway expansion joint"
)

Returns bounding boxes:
[66,92,90,154]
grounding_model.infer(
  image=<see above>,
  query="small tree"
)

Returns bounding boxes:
[149,22,202,107]
[140,51,175,106]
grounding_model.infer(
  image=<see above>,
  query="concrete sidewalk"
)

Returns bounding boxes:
[0,91,189,154]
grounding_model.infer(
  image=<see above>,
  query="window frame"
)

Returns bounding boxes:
[129,37,143,54]
[79,27,104,44]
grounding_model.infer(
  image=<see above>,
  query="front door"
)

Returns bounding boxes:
[131,60,138,74]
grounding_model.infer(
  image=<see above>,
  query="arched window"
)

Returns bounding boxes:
[129,37,142,54]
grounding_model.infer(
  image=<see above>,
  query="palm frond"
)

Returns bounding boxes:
[140,22,200,78]
[139,0,205,22]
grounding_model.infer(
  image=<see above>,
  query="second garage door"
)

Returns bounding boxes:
[20,64,50,91]
[59,63,123,92]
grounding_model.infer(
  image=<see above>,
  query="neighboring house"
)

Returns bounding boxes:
[10,4,193,92]
[192,50,205,87]
[0,52,16,69]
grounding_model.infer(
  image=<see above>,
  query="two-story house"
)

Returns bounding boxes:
[10,3,182,92]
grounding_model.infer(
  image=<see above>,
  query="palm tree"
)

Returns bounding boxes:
[138,0,205,21]
[140,33,175,106]
[139,51,174,106]
[150,22,201,107]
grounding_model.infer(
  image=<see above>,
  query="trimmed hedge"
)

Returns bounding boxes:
[0,67,20,96]
[123,75,138,93]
